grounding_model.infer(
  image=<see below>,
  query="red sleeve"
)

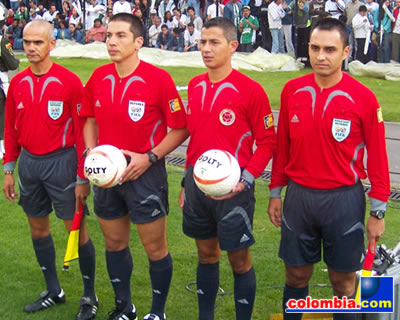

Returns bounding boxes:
[245,84,277,179]
[269,82,291,190]
[70,78,87,180]
[3,78,21,167]
[362,92,390,202]
[79,73,96,118]
[158,70,186,129]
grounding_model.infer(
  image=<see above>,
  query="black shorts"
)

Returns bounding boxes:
[279,180,366,272]
[182,165,255,252]
[93,159,169,224]
[18,147,77,220]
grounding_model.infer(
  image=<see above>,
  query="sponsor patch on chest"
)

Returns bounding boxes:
[331,118,351,142]
[128,100,145,122]
[48,101,63,120]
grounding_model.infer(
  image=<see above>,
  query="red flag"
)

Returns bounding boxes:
[63,203,84,270]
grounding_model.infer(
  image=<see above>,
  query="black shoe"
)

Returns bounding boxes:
[24,289,66,312]
[75,296,98,320]
[108,303,137,320]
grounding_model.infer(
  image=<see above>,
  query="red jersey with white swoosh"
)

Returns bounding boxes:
[185,69,277,179]
[3,63,86,179]
[270,72,390,202]
[80,61,186,152]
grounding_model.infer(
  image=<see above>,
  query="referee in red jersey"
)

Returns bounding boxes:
[80,13,188,320]
[268,18,390,320]
[2,20,97,320]
[179,17,277,320]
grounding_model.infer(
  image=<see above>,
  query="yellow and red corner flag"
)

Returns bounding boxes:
[355,240,376,305]
[63,203,84,270]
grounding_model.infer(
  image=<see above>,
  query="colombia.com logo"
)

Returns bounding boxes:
[285,277,394,313]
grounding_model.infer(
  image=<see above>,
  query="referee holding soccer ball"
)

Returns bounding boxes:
[267,18,390,320]
[2,20,97,320]
[80,13,188,320]
[178,17,276,320]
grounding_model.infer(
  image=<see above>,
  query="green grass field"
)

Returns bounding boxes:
[18,58,400,122]
[1,165,400,320]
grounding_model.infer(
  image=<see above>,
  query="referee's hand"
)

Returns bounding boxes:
[267,198,282,227]
[119,150,152,183]
[366,215,385,243]
[2,174,18,202]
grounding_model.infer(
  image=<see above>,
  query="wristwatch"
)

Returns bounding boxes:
[370,210,385,220]
[147,151,159,164]
[239,178,252,191]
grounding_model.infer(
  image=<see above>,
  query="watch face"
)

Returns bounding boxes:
[377,211,384,219]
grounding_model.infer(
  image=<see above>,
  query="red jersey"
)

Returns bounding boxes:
[270,73,390,203]
[3,63,86,179]
[80,61,186,152]
[186,69,277,180]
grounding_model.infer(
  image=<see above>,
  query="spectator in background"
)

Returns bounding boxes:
[6,19,19,48]
[238,5,259,52]
[353,5,372,63]
[56,19,72,39]
[37,2,48,17]
[172,8,187,31]
[167,27,184,51]
[268,0,286,53]
[149,15,162,46]
[185,6,202,31]
[186,0,201,17]
[102,8,113,26]
[86,0,106,30]
[156,23,173,48]
[85,18,106,43]
[62,1,71,19]
[374,0,394,62]
[310,0,325,27]
[366,0,379,15]
[13,19,25,49]
[43,3,58,23]
[224,0,242,29]
[281,0,295,55]
[392,0,400,62]
[345,0,362,60]
[163,10,173,29]
[325,0,345,19]
[6,9,15,26]
[30,8,43,21]
[15,4,29,21]
[9,0,18,12]
[69,7,81,29]
[259,0,272,51]
[207,0,224,20]
[158,0,175,19]
[113,0,131,15]
[289,0,310,61]
[69,22,84,43]
[184,21,200,50]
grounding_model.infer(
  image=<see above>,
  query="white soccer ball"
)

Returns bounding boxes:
[193,149,241,197]
[84,145,127,188]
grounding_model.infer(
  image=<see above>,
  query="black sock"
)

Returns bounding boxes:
[148,253,173,317]
[78,239,96,298]
[283,284,308,320]
[106,247,133,312]
[197,262,219,320]
[233,267,256,320]
[32,234,61,294]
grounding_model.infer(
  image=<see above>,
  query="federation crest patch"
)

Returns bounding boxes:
[169,98,181,112]
[219,109,235,126]
[332,118,351,142]
[128,100,145,122]
[377,107,383,123]
[264,113,274,129]
[48,101,63,120]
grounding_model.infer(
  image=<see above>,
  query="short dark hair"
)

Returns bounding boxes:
[203,17,237,42]
[94,18,102,24]
[161,24,168,29]
[311,17,349,47]
[187,22,194,27]
[359,5,367,12]
[109,13,144,39]
[187,6,195,12]
[172,27,180,35]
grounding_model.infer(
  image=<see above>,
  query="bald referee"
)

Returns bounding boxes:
[267,18,390,320]
[2,20,97,320]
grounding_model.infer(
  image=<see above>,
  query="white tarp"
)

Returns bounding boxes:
[51,40,304,72]
[349,60,400,81]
